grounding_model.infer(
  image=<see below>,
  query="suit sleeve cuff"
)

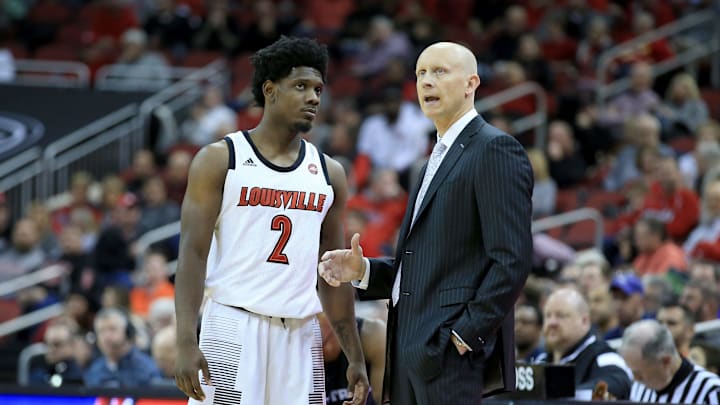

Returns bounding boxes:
[351,258,371,290]
[451,330,473,351]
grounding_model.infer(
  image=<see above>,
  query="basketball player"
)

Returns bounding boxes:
[174,36,369,405]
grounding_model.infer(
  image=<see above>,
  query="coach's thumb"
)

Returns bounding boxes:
[350,233,363,257]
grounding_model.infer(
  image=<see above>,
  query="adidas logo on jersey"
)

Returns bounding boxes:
[242,158,256,167]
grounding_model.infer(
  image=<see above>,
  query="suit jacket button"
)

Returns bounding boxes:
[404,250,414,255]
[401,292,411,296]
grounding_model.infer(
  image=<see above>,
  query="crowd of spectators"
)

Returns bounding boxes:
[2,0,720,401]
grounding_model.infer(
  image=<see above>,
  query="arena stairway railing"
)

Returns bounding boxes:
[531,207,604,251]
[596,10,720,106]
[11,59,90,88]
[474,81,548,151]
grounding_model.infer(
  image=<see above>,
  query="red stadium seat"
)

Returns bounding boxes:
[555,188,579,213]
[668,136,696,154]
[56,24,85,46]
[0,298,21,343]
[178,0,206,17]
[330,75,362,98]
[701,89,720,120]
[583,189,626,216]
[4,42,28,59]
[181,50,224,67]
[34,43,80,61]
[546,226,564,241]
[565,220,598,249]
[231,52,253,94]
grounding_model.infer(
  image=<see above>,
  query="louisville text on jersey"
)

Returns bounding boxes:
[237,186,327,212]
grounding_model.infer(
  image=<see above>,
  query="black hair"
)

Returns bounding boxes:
[517,303,543,326]
[250,36,328,107]
[637,216,668,241]
[659,295,694,325]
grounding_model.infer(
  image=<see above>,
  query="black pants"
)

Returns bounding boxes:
[389,319,485,404]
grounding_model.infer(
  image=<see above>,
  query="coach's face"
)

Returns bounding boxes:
[415,43,478,126]
[621,349,673,391]
[266,66,323,133]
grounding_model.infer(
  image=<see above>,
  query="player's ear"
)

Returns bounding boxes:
[263,80,277,104]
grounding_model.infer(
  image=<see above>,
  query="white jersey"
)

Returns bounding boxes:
[205,131,334,318]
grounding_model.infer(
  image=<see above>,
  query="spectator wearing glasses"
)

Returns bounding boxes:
[28,320,84,386]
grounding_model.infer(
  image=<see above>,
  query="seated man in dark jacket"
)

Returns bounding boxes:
[83,308,161,387]
[534,288,633,399]
[29,320,84,386]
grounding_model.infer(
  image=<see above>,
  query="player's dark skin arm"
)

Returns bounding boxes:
[174,142,227,401]
[318,156,370,405]
[361,318,386,404]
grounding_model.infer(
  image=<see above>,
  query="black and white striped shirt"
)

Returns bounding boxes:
[630,358,720,404]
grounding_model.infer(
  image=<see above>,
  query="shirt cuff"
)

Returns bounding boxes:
[451,330,473,351]
[350,257,370,290]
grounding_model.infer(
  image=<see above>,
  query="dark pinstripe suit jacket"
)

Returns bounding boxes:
[359,115,533,399]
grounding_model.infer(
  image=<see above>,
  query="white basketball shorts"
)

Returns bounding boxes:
[188,299,325,405]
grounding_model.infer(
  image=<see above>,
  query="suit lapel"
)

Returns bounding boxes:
[407,116,485,238]
[395,166,424,248]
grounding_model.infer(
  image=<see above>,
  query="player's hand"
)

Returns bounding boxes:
[345,361,370,405]
[319,233,365,287]
[175,343,212,401]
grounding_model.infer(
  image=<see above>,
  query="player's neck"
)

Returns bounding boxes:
[249,123,303,158]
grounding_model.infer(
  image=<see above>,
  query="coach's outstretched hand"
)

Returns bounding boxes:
[175,343,212,401]
[319,233,365,286]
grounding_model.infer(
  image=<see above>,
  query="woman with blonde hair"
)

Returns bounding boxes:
[660,72,709,134]
[527,148,557,218]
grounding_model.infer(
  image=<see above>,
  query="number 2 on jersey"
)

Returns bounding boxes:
[268,214,292,264]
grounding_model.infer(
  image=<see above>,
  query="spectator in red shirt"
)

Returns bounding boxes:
[632,217,688,276]
[612,11,674,77]
[346,168,407,258]
[640,156,699,241]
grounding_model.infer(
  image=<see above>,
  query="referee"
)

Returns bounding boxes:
[620,319,720,403]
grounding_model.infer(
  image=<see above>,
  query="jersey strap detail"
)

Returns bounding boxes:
[224,136,236,170]
[242,130,306,172]
[318,152,331,186]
